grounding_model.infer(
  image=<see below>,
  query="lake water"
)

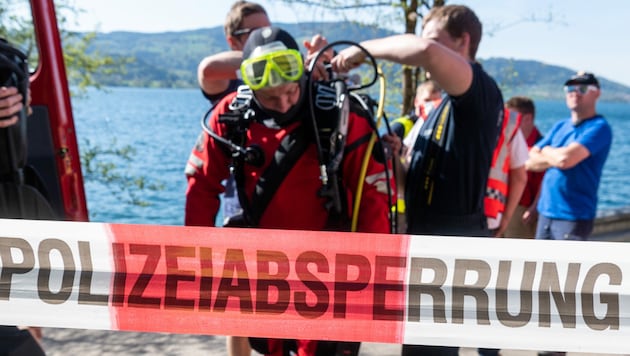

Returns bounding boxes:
[71,87,630,225]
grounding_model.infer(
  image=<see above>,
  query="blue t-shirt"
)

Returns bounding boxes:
[536,115,612,220]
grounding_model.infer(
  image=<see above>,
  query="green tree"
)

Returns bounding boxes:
[0,0,132,95]
[81,138,164,207]
[1,0,160,209]
[278,1,559,114]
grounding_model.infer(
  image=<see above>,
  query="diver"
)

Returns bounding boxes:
[184,26,394,356]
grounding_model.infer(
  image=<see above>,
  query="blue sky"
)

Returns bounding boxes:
[72,0,630,86]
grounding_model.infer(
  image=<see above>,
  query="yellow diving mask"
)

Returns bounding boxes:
[240,41,303,90]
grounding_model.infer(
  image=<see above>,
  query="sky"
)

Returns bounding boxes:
[69,0,630,86]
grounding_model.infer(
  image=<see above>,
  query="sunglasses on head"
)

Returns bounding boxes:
[564,84,598,95]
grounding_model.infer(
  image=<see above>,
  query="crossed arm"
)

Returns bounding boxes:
[525,143,590,172]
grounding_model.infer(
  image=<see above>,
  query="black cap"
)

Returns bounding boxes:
[242,26,300,60]
[564,71,600,88]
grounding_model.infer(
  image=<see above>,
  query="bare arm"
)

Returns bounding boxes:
[197,51,243,96]
[540,143,590,169]
[495,165,527,237]
[332,34,472,96]
[382,133,407,195]
[522,183,541,225]
[526,143,590,171]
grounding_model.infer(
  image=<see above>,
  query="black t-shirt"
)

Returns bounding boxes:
[201,79,242,105]
[406,62,503,235]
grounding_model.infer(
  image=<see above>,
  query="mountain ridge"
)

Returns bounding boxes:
[86,22,630,102]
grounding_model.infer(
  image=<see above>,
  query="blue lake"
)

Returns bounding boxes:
[71,87,630,225]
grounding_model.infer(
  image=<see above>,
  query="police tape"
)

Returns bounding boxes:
[0,218,628,353]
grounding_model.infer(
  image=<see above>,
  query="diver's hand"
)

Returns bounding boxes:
[381,133,402,158]
[304,34,332,81]
[331,45,366,73]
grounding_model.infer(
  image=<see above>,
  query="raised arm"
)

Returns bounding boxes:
[197,50,243,96]
[332,34,472,96]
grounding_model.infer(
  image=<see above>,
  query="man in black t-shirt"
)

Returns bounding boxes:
[333,5,503,237]
[333,4,503,356]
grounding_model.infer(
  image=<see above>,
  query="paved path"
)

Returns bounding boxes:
[39,328,624,356]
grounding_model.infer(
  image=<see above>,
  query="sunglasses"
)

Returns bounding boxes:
[564,84,599,95]
[241,49,303,90]
[233,27,259,37]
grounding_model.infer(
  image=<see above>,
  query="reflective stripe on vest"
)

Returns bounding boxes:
[484,108,522,219]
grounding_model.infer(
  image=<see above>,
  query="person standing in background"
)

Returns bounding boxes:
[484,106,528,238]
[400,80,443,166]
[195,1,270,104]
[526,72,612,242]
[390,80,442,144]
[390,80,442,232]
[504,96,544,238]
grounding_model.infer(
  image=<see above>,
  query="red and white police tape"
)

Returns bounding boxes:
[0,218,628,353]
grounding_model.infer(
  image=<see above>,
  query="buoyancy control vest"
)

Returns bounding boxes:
[215,80,373,229]
[484,108,522,219]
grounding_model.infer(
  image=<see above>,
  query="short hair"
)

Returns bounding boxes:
[506,96,536,117]
[224,1,268,37]
[416,80,441,98]
[423,5,482,60]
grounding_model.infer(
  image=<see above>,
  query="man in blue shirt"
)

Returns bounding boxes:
[526,72,612,241]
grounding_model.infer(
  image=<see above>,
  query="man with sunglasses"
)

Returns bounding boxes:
[186,26,393,356]
[526,72,612,243]
[196,1,270,102]
[195,1,329,107]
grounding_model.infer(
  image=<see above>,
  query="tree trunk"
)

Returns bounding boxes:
[400,0,418,116]
[400,0,445,115]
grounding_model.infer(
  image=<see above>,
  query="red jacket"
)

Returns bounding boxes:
[185,91,393,233]
[519,127,544,207]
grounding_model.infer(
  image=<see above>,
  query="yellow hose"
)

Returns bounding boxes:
[351,66,386,232]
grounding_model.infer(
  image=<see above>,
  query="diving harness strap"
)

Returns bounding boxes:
[213,82,351,229]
